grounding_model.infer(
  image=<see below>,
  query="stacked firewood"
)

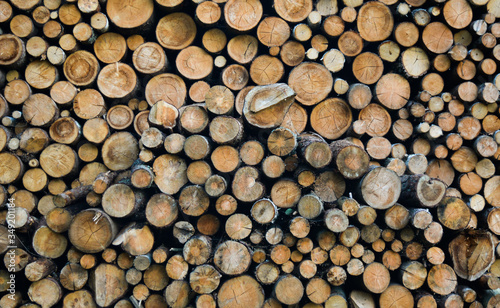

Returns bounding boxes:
[1,0,500,307]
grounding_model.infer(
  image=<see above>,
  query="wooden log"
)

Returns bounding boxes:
[145,73,186,108]
[330,139,369,179]
[400,174,446,208]
[89,263,127,307]
[28,278,63,308]
[213,240,251,275]
[217,275,264,308]
[449,230,495,281]
[68,209,117,253]
[288,62,332,106]
[183,235,211,265]
[358,167,401,210]
[427,264,457,296]
[63,50,99,87]
[243,83,295,129]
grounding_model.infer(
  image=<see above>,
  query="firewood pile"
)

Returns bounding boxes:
[1,0,500,307]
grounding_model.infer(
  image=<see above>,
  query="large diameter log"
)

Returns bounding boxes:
[101,132,139,171]
[437,197,471,230]
[449,230,495,281]
[213,240,251,275]
[310,98,352,140]
[217,275,264,308]
[68,209,117,253]
[153,154,187,195]
[232,166,265,202]
[115,223,155,256]
[28,278,63,308]
[400,174,446,208]
[243,83,295,129]
[330,139,369,179]
[288,62,333,106]
[89,264,128,307]
[106,0,153,30]
[358,167,401,210]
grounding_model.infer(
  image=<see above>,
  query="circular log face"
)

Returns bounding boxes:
[69,210,115,253]
[145,73,186,108]
[64,51,100,87]
[40,144,77,178]
[2,0,500,305]
[107,0,154,29]
[218,275,264,308]
[0,34,24,66]
[289,62,333,106]
[224,0,263,31]
[156,12,196,50]
[361,167,401,210]
[311,98,352,140]
[213,240,251,275]
[357,2,393,42]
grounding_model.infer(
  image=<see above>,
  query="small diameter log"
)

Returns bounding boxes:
[183,235,211,265]
[224,0,263,31]
[437,197,471,231]
[53,185,92,208]
[23,93,59,127]
[176,46,213,80]
[190,264,221,294]
[25,258,56,282]
[115,223,155,256]
[209,116,243,145]
[97,62,137,100]
[146,194,178,227]
[298,193,323,219]
[427,264,457,296]
[63,50,100,87]
[152,154,187,195]
[60,263,88,291]
[179,185,210,216]
[288,62,333,106]
[379,284,413,308]
[297,132,331,169]
[145,73,186,109]
[314,170,346,202]
[0,34,26,67]
[232,166,265,202]
[363,262,391,294]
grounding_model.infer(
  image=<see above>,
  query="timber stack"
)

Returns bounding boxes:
[2,0,500,307]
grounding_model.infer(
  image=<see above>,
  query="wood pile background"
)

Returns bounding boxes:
[2,0,500,307]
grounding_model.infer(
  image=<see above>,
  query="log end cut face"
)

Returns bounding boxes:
[217,275,264,308]
[243,83,295,129]
[361,167,401,210]
[449,230,495,281]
